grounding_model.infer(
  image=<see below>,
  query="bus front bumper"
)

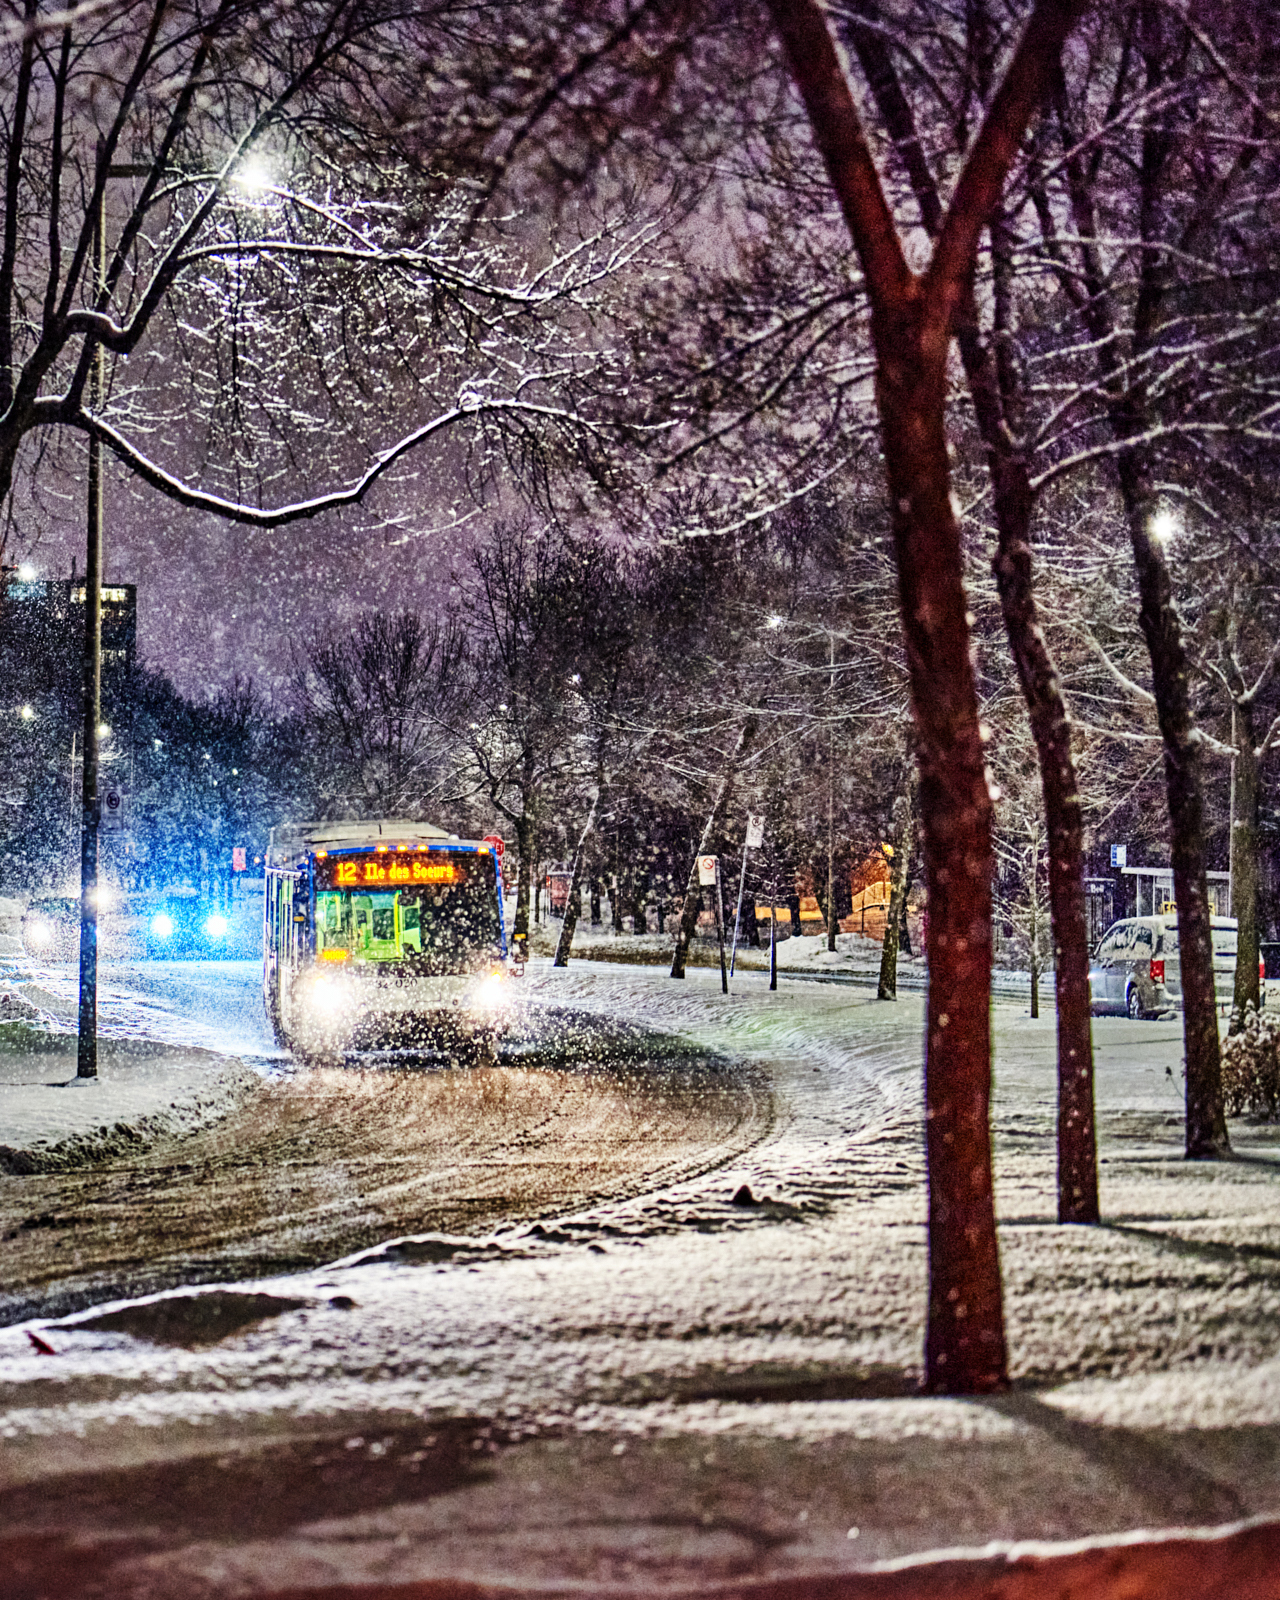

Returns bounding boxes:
[292,965,518,1053]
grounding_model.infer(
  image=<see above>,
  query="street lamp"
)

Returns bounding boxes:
[77,153,149,1082]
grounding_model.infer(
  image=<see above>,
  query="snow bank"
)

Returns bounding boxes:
[0,896,23,958]
[0,980,256,1172]
[527,920,1052,998]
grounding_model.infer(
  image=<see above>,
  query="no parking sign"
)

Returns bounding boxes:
[100,788,125,831]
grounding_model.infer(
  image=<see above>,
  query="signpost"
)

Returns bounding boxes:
[698,855,729,994]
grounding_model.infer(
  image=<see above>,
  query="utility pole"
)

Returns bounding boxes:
[76,154,148,1081]
[826,632,837,952]
[76,156,106,1081]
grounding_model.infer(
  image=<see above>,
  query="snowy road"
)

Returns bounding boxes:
[1,959,779,1326]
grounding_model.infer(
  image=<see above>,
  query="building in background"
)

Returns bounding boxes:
[3,576,137,682]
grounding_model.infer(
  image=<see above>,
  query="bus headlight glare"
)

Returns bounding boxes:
[305,976,351,1020]
[151,912,174,938]
[474,971,510,1010]
[204,914,229,938]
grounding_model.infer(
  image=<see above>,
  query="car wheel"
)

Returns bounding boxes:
[1126,984,1145,1020]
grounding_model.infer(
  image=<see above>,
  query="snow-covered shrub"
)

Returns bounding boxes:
[1221,1003,1280,1119]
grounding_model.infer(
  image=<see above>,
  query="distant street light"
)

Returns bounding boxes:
[19,703,34,720]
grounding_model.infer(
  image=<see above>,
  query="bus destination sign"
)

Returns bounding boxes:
[313,852,463,890]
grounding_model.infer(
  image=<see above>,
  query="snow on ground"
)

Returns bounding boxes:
[2,951,1280,1587]
[529,917,1048,998]
[0,958,266,1170]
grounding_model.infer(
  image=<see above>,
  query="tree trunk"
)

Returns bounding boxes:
[844,0,1097,1226]
[826,759,838,952]
[512,813,534,955]
[1119,459,1229,1158]
[876,329,1007,1397]
[1046,8,1228,1162]
[1028,869,1040,1020]
[1231,700,1261,1023]
[553,791,599,968]
[961,212,1097,1220]
[878,794,911,999]
[766,0,1086,1394]
[671,716,759,979]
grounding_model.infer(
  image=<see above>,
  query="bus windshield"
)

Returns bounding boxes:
[314,853,500,974]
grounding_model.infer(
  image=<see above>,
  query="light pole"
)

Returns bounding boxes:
[76,154,148,1081]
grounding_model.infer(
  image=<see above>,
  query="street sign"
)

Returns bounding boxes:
[100,787,125,831]
[483,834,505,857]
[698,854,718,886]
[232,846,247,872]
[1110,844,1127,868]
[745,814,764,849]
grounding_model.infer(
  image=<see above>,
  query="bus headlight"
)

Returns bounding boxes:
[151,912,174,939]
[204,913,229,938]
[25,918,53,947]
[302,972,354,1021]
[473,967,511,1011]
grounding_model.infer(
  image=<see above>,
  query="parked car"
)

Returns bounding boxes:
[146,890,232,959]
[1089,914,1265,1018]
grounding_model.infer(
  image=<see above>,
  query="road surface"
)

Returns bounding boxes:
[1,960,772,1323]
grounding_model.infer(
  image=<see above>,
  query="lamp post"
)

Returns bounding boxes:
[76,154,148,1081]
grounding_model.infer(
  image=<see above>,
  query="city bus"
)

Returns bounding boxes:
[264,819,515,1058]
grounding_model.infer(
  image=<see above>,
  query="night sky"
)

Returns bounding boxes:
[18,460,475,703]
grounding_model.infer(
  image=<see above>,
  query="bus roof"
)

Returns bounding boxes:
[268,819,461,868]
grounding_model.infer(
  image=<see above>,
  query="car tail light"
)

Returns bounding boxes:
[1149,958,1165,985]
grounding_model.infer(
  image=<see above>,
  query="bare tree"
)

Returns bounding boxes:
[764,0,1087,1393]
[295,610,466,817]
[877,787,913,1000]
[0,0,650,548]
[809,0,1098,1226]
[1021,0,1280,1156]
